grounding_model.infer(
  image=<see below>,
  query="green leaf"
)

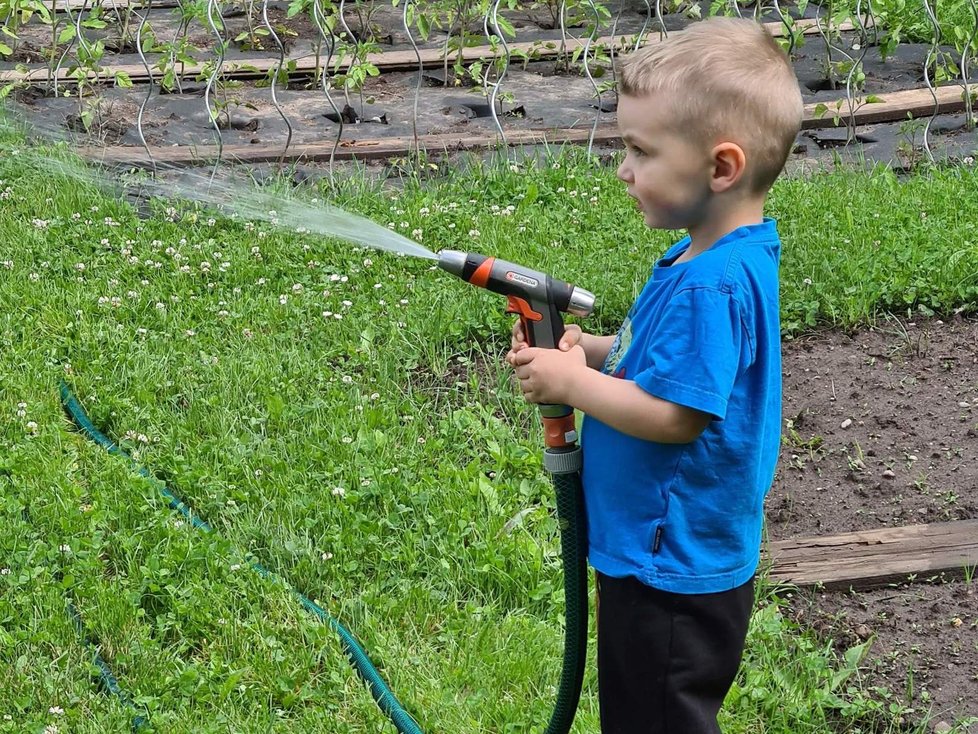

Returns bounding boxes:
[0,42,12,56]
[115,70,133,88]
[864,94,884,104]
[58,26,76,44]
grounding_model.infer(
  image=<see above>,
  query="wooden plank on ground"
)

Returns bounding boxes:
[766,519,978,590]
[0,18,860,84]
[77,84,974,167]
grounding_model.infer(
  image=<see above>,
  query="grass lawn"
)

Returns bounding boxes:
[2,138,977,733]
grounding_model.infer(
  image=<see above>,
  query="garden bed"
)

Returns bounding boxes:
[767,316,978,730]
[2,0,976,169]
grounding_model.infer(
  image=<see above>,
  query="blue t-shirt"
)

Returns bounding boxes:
[580,218,782,594]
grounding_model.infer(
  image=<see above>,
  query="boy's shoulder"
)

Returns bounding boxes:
[669,220,781,296]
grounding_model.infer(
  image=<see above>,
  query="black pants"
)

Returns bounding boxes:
[596,572,755,734]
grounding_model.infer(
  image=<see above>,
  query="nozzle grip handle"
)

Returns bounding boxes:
[506,296,564,350]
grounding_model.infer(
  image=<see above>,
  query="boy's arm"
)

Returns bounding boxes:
[511,347,711,444]
[579,333,616,371]
[569,368,712,443]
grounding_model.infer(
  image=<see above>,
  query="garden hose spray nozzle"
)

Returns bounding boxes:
[437,249,595,450]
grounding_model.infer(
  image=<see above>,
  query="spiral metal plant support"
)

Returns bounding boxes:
[402,0,423,154]
[558,0,569,72]
[730,0,743,19]
[583,0,602,156]
[261,0,294,167]
[771,0,797,57]
[167,0,192,94]
[813,0,856,115]
[655,0,667,40]
[634,0,653,52]
[204,0,228,181]
[921,0,941,163]
[484,0,511,150]
[961,0,978,130]
[52,0,81,97]
[844,0,871,144]
[135,0,157,175]
[312,0,343,178]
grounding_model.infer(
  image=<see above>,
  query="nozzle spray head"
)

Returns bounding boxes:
[436,250,595,349]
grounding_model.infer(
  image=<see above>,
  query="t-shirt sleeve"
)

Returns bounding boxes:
[632,287,748,420]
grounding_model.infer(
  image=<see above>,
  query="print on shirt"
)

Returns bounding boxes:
[602,317,632,379]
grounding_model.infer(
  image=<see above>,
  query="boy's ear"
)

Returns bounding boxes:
[709,142,747,193]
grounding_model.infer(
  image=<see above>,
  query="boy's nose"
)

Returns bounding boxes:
[616,160,632,184]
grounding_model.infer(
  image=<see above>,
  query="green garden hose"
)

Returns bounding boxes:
[59,380,589,733]
[66,598,150,732]
[60,381,424,734]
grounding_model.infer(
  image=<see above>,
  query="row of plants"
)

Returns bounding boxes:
[1,0,976,135]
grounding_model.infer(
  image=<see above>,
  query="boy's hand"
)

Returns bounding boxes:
[505,322,584,367]
[510,344,588,405]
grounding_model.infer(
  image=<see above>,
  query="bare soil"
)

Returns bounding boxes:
[767,316,978,731]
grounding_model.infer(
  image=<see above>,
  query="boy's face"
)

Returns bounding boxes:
[616,93,715,231]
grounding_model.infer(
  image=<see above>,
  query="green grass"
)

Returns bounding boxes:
[2,142,977,733]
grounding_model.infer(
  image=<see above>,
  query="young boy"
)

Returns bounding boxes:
[507,17,803,734]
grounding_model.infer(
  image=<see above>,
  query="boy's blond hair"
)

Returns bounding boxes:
[618,17,803,194]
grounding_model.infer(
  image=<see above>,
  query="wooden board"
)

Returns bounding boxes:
[77,84,973,167]
[0,18,861,84]
[765,519,978,590]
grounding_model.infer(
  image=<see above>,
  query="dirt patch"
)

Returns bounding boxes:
[788,581,978,731]
[767,316,978,730]
[769,316,978,539]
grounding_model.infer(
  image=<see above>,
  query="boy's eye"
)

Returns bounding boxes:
[628,144,647,158]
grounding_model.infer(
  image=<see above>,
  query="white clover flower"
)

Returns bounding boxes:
[341,300,352,307]
[341,436,353,444]
[322,311,333,318]
[411,229,423,240]
[0,568,9,575]
[292,283,303,293]
[331,486,346,497]
[74,263,86,272]
[360,478,371,486]
[49,707,64,716]
[230,563,241,571]
[32,218,49,229]
[321,552,333,561]
[243,328,254,339]
[58,544,70,554]
[26,421,38,434]
[363,258,372,266]
[468,229,480,238]
[44,725,58,734]
[185,329,195,337]
[342,375,353,384]
[279,295,288,305]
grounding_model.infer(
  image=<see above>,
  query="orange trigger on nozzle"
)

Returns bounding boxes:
[506,296,543,322]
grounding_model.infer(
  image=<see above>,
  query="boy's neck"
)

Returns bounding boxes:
[676,197,766,264]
